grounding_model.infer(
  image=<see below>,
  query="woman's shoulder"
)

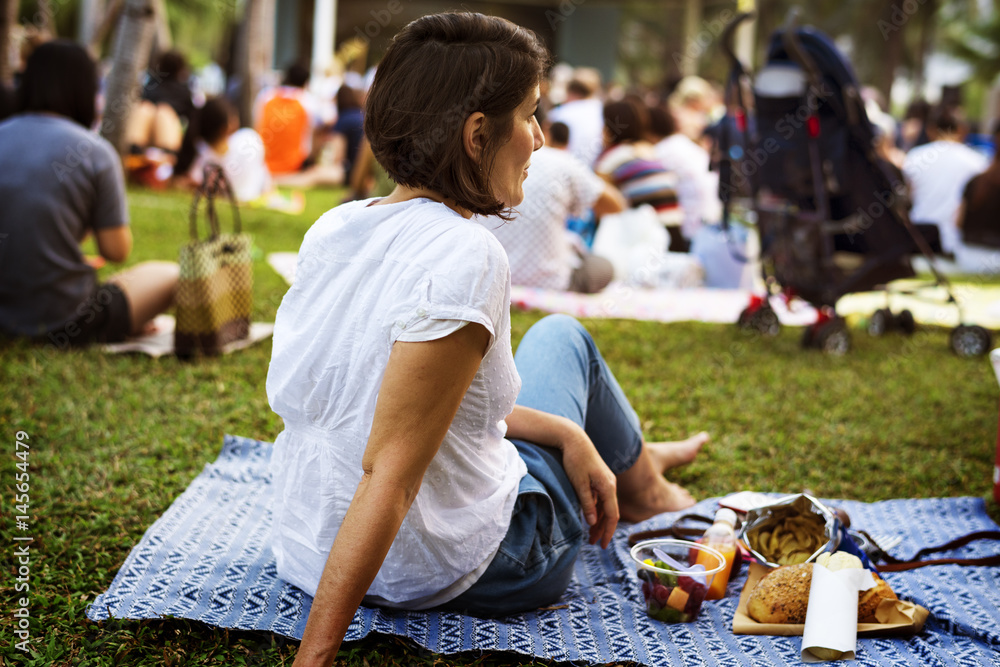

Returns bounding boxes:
[403,201,508,266]
[304,198,503,260]
[2,114,119,166]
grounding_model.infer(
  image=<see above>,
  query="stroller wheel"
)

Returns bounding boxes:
[816,319,851,356]
[740,305,781,337]
[950,325,992,358]
[801,324,817,348]
[737,306,753,328]
[867,308,892,337]
[895,309,916,335]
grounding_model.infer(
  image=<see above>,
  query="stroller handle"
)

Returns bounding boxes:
[781,10,822,91]
[721,11,754,70]
[783,7,801,31]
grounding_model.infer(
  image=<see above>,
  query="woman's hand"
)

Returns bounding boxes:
[557,424,619,548]
[504,406,619,548]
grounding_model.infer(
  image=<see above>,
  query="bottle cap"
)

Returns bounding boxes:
[715,508,738,527]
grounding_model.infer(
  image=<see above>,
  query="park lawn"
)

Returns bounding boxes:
[1,185,998,666]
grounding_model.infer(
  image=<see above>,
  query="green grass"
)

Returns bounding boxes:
[2,186,998,665]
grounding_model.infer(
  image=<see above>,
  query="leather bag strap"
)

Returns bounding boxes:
[627,514,715,547]
[189,163,242,241]
[871,530,1000,572]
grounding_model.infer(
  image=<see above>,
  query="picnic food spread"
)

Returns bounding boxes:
[632,493,933,663]
[744,551,900,626]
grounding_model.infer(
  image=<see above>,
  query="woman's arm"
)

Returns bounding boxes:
[95,225,133,263]
[591,183,627,216]
[504,405,619,548]
[293,322,491,667]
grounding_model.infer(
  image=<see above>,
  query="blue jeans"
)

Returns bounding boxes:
[439,314,643,616]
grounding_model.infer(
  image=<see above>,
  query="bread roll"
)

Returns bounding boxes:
[747,562,899,625]
[747,563,814,624]
[858,573,898,622]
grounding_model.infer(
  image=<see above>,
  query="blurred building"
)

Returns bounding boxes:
[271,0,624,84]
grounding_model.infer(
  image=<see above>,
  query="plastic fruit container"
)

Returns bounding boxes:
[629,538,725,623]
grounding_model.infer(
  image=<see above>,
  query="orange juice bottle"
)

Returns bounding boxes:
[695,508,738,600]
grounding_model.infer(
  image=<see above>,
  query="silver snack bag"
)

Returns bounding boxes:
[739,494,841,568]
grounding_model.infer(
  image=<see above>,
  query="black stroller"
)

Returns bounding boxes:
[714,11,992,356]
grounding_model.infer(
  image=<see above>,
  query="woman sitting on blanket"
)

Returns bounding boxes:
[0,41,178,347]
[266,13,708,667]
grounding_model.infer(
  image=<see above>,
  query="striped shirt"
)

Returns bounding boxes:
[595,141,683,226]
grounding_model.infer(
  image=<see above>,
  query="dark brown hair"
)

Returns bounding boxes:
[647,104,676,141]
[549,121,569,146]
[566,78,594,99]
[364,12,548,218]
[18,40,98,128]
[154,50,188,83]
[603,98,649,147]
[283,62,310,88]
[929,104,965,135]
[174,96,234,176]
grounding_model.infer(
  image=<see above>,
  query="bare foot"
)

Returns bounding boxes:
[647,431,709,473]
[660,480,696,511]
[619,477,697,522]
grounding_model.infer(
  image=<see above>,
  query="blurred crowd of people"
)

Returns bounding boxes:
[491,67,1000,293]
[1,27,999,350]
[121,53,368,203]
[0,39,373,347]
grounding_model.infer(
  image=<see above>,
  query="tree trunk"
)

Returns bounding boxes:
[234,0,275,127]
[913,0,938,97]
[99,0,157,155]
[78,0,108,48]
[876,0,903,105]
[151,0,171,52]
[679,0,701,77]
[0,0,18,86]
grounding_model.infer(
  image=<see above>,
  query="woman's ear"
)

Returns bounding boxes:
[462,111,486,164]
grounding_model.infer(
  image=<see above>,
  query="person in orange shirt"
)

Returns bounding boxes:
[253,63,323,175]
[254,63,346,187]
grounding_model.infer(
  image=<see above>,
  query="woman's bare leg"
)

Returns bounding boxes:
[124,100,156,149]
[615,432,708,521]
[108,261,179,335]
[150,103,183,153]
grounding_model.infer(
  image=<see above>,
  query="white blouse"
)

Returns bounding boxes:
[266,197,526,608]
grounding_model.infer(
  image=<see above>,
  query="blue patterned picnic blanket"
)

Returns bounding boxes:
[87,435,1000,666]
